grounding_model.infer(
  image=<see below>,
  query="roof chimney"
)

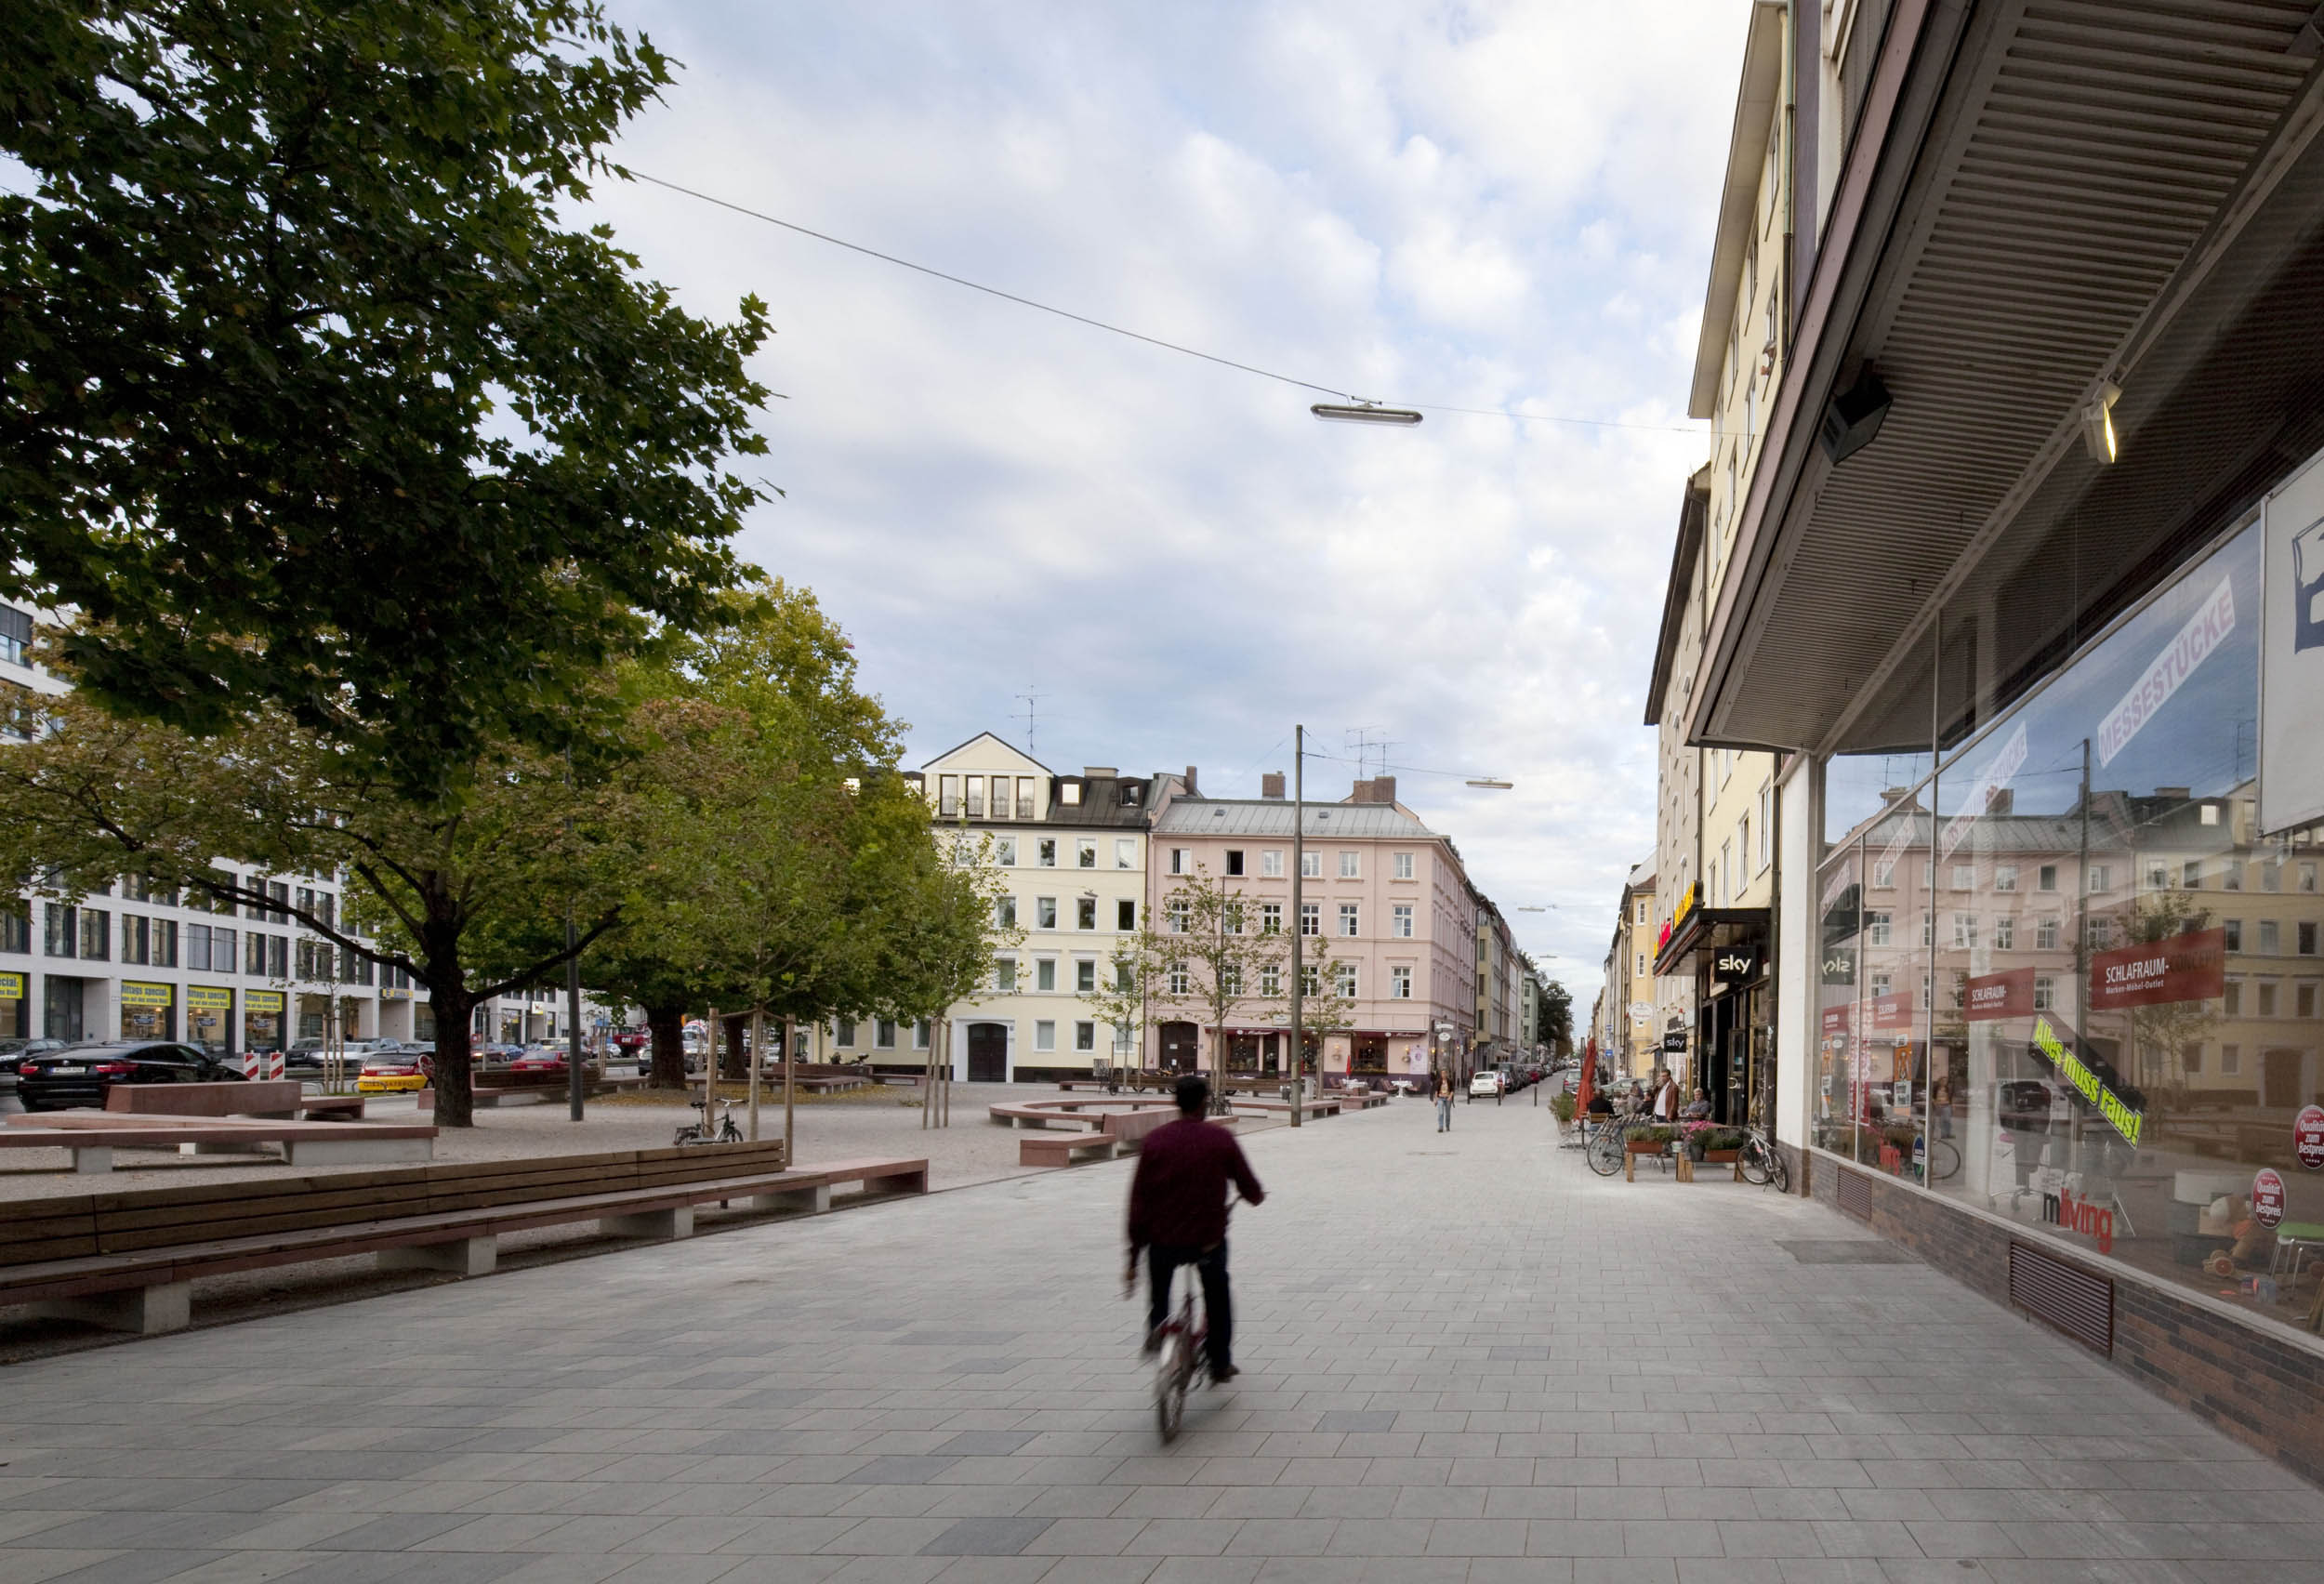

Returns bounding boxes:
[1183,765,1198,796]
[1261,772,1286,799]
[1350,776,1397,805]
[1081,766,1117,779]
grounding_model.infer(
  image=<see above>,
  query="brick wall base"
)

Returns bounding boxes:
[1807,1149,2324,1487]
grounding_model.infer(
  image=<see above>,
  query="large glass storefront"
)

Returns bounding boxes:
[1815,515,2324,1337]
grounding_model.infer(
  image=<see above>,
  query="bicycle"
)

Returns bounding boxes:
[1151,1259,1210,1442]
[1737,1123,1790,1192]
[673,1098,744,1147]
[1585,1113,1652,1177]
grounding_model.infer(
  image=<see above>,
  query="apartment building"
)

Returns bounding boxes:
[1146,774,1478,1087]
[851,733,1166,1083]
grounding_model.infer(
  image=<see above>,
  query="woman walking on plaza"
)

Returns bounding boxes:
[1433,1071,1454,1133]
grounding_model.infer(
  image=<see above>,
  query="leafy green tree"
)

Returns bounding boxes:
[0,0,770,795]
[0,687,662,1125]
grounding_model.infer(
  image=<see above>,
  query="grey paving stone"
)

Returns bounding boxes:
[918,1518,1055,1557]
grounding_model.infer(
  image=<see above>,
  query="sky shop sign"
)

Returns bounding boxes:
[2098,574,2237,767]
[2087,926,2225,1012]
[2031,1017,2145,1147]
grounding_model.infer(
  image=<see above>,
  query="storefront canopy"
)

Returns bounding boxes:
[1692,0,2324,757]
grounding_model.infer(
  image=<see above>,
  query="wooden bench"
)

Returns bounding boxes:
[1017,1103,1184,1168]
[0,1143,929,1334]
[105,1082,366,1122]
[2,1113,438,1173]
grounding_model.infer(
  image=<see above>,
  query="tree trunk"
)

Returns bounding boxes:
[426,975,476,1129]
[720,1010,750,1080]
[645,1002,687,1089]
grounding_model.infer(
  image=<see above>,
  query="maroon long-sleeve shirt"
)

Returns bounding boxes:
[1127,1115,1265,1250]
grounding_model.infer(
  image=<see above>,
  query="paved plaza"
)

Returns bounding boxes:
[3,1095,2321,1584]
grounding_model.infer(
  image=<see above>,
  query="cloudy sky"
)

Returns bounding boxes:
[583,1,1750,1002]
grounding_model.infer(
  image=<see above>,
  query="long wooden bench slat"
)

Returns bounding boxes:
[0,1154,919,1303]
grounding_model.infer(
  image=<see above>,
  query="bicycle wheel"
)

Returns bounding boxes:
[1928,1138,1961,1181]
[1155,1333,1190,1442]
[1586,1126,1624,1177]
[1766,1142,1791,1195]
[1737,1137,1774,1186]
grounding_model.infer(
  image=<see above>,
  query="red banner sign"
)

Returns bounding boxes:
[2087,927,2225,1012]
[1821,1002,1854,1039]
[1964,967,2036,1023]
[1869,989,1914,1031]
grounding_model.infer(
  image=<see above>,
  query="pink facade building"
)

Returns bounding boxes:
[1143,775,1480,1086]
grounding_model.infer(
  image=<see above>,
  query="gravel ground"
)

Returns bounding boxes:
[0,1080,1348,1366]
[0,1080,1313,1199]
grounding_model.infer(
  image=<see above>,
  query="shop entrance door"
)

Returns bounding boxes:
[42,977,83,1042]
[966,1023,1008,1083]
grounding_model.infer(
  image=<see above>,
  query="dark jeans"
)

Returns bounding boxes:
[1147,1240,1233,1372]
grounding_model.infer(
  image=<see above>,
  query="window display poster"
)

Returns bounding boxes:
[2261,449,2324,833]
[2296,1104,2324,1172]
[2252,1168,2287,1229]
[2087,927,2225,1012]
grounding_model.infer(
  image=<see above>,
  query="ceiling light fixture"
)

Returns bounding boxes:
[1311,403,1424,426]
[2080,380,2122,465]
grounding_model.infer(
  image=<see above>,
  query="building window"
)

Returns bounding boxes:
[1262,850,1284,878]
[2146,862,2170,891]
[120,914,148,966]
[1116,838,1135,869]
[1167,901,1189,933]
[1868,911,1892,947]
[1952,913,1977,949]
[2225,919,2243,952]
[876,1019,897,1049]
[2036,917,2059,951]
[1225,850,1245,877]
[1949,864,1974,891]
[44,904,76,958]
[1035,1020,1056,1051]
[2088,865,2113,894]
[1037,958,1057,992]
[1170,848,1190,875]
[1334,963,1357,998]
[79,908,108,961]
[1,901,31,955]
[1116,899,1136,931]
[993,959,1017,993]
[2299,982,2318,1019]
[2033,975,2055,1011]
[1077,839,1097,869]
[1636,952,1646,976]
[1873,859,1895,889]
[1757,785,1772,870]
[2225,980,2243,1016]
[2222,1041,2241,1074]
[1302,851,1322,878]
[0,605,29,667]
[1038,838,1058,867]
[2087,916,2113,951]
[1037,897,1058,930]
[1260,964,1280,997]
[995,896,1018,929]
[1994,865,2018,891]
[1993,916,2015,950]
[836,1018,856,1047]
[1339,851,1359,878]
[2302,922,2318,956]
[2259,919,2280,955]
[994,837,1016,865]
[1076,897,1097,931]
[2039,865,2058,891]
[1260,903,1282,934]
[2224,861,2245,891]
[1339,903,1360,937]
[1222,899,1244,936]
[1394,851,1414,880]
[1393,904,1414,939]
[1301,903,1320,937]
[2257,981,2278,1018]
[1075,1021,1096,1052]
[2302,862,2318,892]
[1076,959,1096,994]
[1167,963,1189,996]
[1391,966,1412,999]
[2185,859,2205,888]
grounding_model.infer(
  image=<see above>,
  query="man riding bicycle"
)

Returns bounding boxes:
[1126,1074,1265,1382]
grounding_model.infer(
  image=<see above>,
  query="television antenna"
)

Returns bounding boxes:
[1014,687,1046,756]
[1344,727,1396,780]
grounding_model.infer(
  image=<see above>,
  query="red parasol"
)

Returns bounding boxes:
[1575,1039,1594,1115]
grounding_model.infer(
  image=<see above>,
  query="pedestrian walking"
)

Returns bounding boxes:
[1433,1071,1454,1132]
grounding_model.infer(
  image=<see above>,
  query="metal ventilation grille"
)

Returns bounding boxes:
[2010,1240,2113,1355]
[1837,1168,1873,1220]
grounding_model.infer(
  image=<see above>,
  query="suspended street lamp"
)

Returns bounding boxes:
[1312,402,1423,426]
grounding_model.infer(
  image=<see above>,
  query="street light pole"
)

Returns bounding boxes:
[1289,724,1304,1129]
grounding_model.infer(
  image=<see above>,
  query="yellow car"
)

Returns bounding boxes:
[356,1050,432,1092]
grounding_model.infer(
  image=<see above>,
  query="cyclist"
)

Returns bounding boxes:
[1126,1074,1265,1382]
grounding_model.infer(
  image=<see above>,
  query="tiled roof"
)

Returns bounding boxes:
[1151,799,1438,838]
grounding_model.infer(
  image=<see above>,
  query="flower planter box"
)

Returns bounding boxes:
[1703,1149,1739,1163]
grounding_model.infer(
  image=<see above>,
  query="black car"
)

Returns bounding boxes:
[0,1037,69,1077]
[15,1040,248,1111]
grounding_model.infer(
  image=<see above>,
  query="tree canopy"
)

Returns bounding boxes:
[0,0,770,794]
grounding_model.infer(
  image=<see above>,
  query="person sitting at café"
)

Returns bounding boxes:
[1681,1088,1713,1120]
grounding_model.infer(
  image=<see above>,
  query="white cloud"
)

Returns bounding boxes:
[584,0,1750,1000]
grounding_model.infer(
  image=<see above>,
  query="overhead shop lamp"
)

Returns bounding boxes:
[2080,380,2123,465]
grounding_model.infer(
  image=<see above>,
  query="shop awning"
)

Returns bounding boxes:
[1691,0,2324,755]
[1654,905,1770,981]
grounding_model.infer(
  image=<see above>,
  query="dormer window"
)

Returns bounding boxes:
[1120,784,1141,806]
[1061,782,1082,806]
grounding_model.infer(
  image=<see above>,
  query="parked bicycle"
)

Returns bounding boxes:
[1737,1122,1790,1192]
[1585,1114,1657,1178]
[673,1098,743,1147]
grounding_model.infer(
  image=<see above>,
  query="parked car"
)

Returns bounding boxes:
[1469,1071,1504,1100]
[356,1049,433,1093]
[0,1037,69,1077]
[16,1040,247,1111]
[507,1046,569,1075]
[283,1038,393,1076]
